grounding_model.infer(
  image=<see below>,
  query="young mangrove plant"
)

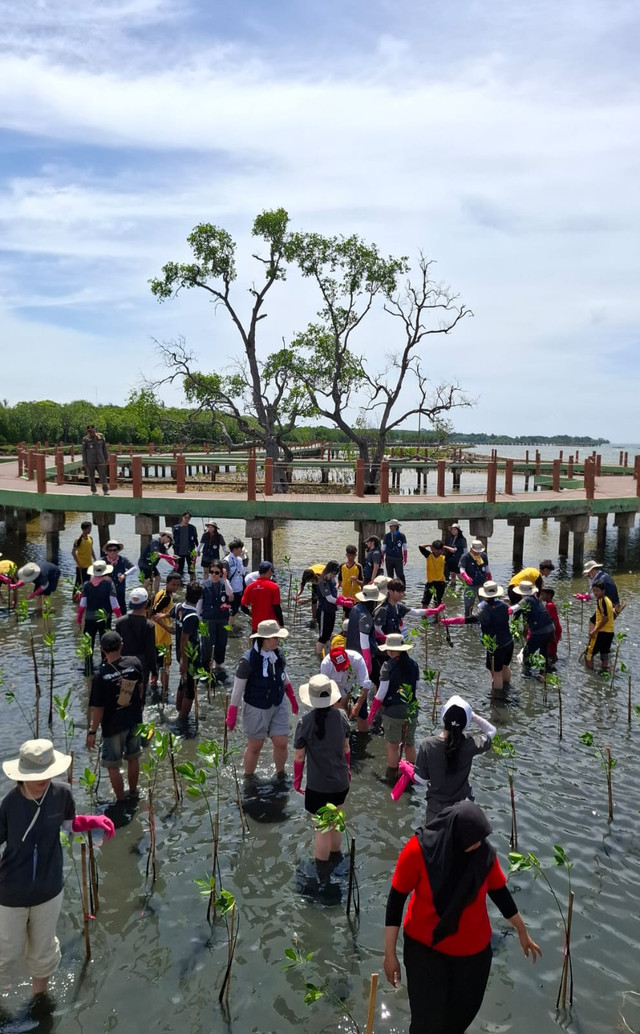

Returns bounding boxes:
[53,688,75,782]
[610,631,627,685]
[398,683,419,764]
[16,598,41,736]
[4,680,36,736]
[423,667,440,725]
[579,732,615,822]
[42,599,57,726]
[492,733,518,850]
[560,599,571,654]
[282,938,379,1034]
[137,723,183,881]
[545,672,563,739]
[314,804,360,918]
[194,879,238,1006]
[481,633,498,704]
[183,640,201,725]
[509,845,574,1009]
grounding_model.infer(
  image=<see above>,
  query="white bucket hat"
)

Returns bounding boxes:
[378,633,414,652]
[299,673,341,709]
[373,575,389,593]
[470,539,485,554]
[583,560,603,575]
[87,559,113,577]
[356,583,385,603]
[441,695,473,729]
[512,580,538,597]
[478,581,504,599]
[17,562,41,583]
[250,619,289,639]
[3,739,71,782]
[388,518,401,527]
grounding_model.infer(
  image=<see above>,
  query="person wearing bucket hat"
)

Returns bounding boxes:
[442,582,515,693]
[368,634,420,782]
[294,674,351,875]
[384,802,541,1033]
[225,620,298,778]
[14,560,62,613]
[391,695,496,819]
[101,539,136,614]
[458,540,491,617]
[511,581,555,675]
[0,739,114,994]
[314,561,341,658]
[320,636,372,731]
[507,560,555,604]
[76,559,121,663]
[382,521,408,585]
[197,520,226,579]
[137,530,177,594]
[577,561,620,608]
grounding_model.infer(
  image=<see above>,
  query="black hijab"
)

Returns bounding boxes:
[416,800,496,945]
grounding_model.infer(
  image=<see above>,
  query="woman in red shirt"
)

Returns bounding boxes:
[384,801,541,1033]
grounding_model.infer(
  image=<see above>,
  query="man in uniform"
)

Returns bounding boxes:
[82,424,110,496]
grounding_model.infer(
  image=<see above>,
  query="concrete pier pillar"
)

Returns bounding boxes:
[40,511,66,564]
[567,514,590,571]
[596,514,608,553]
[245,518,274,569]
[92,511,113,550]
[354,519,386,564]
[468,518,493,554]
[557,518,570,557]
[135,514,159,553]
[614,511,636,562]
[508,517,530,570]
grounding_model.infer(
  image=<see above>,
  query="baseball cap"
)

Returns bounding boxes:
[129,587,149,606]
[259,561,273,575]
[329,646,350,671]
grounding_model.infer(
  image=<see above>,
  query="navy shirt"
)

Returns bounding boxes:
[0,783,75,907]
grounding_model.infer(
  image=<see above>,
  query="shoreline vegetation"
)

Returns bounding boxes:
[0,400,608,450]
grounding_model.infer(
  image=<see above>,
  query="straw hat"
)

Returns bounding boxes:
[512,580,538,597]
[250,619,289,639]
[299,673,341,709]
[205,520,218,528]
[17,562,40,583]
[478,581,504,599]
[470,539,485,554]
[441,695,473,728]
[87,559,113,577]
[379,633,414,652]
[355,583,385,603]
[583,560,603,575]
[3,739,71,782]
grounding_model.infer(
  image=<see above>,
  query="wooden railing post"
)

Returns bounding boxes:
[437,460,446,497]
[56,448,65,486]
[595,453,602,476]
[35,452,47,495]
[535,450,541,474]
[264,457,273,496]
[108,453,118,491]
[486,459,497,503]
[27,448,35,480]
[17,444,24,477]
[355,458,365,497]
[247,456,257,501]
[584,457,595,500]
[132,456,142,498]
[176,454,186,494]
[380,460,389,504]
[552,459,561,492]
[634,455,640,495]
[567,455,574,479]
[70,443,75,462]
[504,458,514,495]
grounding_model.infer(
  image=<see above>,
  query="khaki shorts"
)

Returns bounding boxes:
[382,713,418,747]
[242,700,290,740]
[0,890,63,979]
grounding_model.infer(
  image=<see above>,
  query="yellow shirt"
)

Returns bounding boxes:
[426,554,446,582]
[340,561,363,600]
[509,566,540,588]
[310,563,325,576]
[594,596,614,633]
[74,534,94,568]
[152,589,174,648]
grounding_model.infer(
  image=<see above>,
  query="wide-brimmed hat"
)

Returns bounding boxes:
[299,673,341,709]
[512,580,538,597]
[3,739,71,782]
[478,581,504,599]
[356,583,385,603]
[450,523,460,531]
[388,518,401,527]
[379,633,414,652]
[374,575,389,593]
[88,559,113,577]
[441,694,473,728]
[129,586,149,606]
[17,562,41,583]
[205,520,218,528]
[583,560,603,575]
[104,539,124,552]
[159,529,174,544]
[470,539,485,554]
[250,619,289,639]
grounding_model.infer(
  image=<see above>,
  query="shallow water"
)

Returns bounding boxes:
[0,481,639,1033]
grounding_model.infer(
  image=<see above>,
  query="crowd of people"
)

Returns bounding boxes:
[0,512,624,1029]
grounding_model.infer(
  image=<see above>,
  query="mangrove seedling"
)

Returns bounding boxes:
[481,633,498,704]
[579,732,615,822]
[282,938,363,1034]
[492,734,518,850]
[509,845,574,1009]
[16,598,42,736]
[137,723,183,881]
[398,683,419,763]
[423,667,440,725]
[560,599,571,654]
[53,688,75,782]
[610,631,627,686]
[183,640,201,726]
[315,804,359,918]
[194,879,238,1005]
[42,599,57,726]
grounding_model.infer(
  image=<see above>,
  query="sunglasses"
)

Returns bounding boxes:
[210,570,222,576]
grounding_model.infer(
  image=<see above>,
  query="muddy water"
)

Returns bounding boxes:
[0,487,639,1033]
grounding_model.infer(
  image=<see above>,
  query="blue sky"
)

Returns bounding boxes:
[1,0,638,438]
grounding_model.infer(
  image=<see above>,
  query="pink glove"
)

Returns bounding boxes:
[425,604,446,616]
[442,616,466,626]
[293,759,305,794]
[0,574,12,586]
[29,587,45,598]
[345,750,351,782]
[485,570,492,579]
[336,594,354,609]
[574,593,590,601]
[112,606,122,619]
[159,553,178,568]
[285,683,299,715]
[76,607,83,625]
[225,704,238,731]
[375,630,386,643]
[390,760,416,802]
[403,550,408,566]
[460,571,473,585]
[368,697,383,727]
[72,814,115,840]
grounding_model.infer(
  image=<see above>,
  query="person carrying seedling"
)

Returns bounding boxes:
[585,581,614,673]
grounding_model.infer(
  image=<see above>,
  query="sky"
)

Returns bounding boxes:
[0,0,638,439]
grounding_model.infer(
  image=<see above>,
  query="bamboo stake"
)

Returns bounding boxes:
[508,773,518,850]
[169,733,181,803]
[365,973,379,1034]
[605,746,613,821]
[147,788,157,881]
[558,682,563,740]
[225,905,235,1006]
[29,637,41,738]
[628,674,632,727]
[424,621,428,668]
[193,680,199,730]
[559,891,575,1008]
[346,837,358,917]
[223,694,229,755]
[430,672,440,725]
[233,764,247,836]
[81,842,92,959]
[88,831,100,913]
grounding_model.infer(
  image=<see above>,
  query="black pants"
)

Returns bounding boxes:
[403,933,492,1034]
[385,556,405,585]
[201,620,229,668]
[176,555,195,578]
[422,581,446,607]
[84,616,111,655]
[523,631,552,670]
